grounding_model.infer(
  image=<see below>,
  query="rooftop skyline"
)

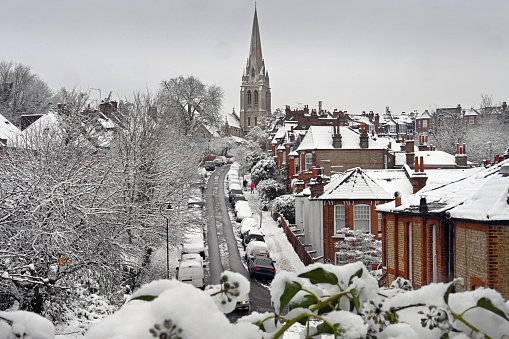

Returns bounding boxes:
[2,0,508,117]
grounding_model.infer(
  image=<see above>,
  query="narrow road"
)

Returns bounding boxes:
[205,165,273,319]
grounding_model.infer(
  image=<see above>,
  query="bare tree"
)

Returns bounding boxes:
[158,75,223,135]
[0,61,52,125]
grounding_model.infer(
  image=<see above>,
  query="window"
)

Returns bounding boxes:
[423,120,428,128]
[248,117,251,126]
[254,90,258,105]
[282,151,286,164]
[254,117,257,126]
[353,205,370,232]
[378,212,382,233]
[334,205,345,233]
[335,252,347,265]
[389,125,396,133]
[305,153,313,171]
[469,116,475,125]
[266,91,269,110]
[294,159,299,175]
[247,91,252,105]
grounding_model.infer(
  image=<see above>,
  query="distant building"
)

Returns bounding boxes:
[239,8,271,133]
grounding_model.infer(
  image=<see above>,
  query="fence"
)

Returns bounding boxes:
[276,213,314,266]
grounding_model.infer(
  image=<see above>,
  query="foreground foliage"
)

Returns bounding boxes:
[2,263,509,338]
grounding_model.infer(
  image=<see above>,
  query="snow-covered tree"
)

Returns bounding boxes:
[245,125,270,150]
[158,75,223,136]
[256,179,285,210]
[244,150,269,171]
[250,158,277,185]
[272,194,295,223]
[335,228,382,272]
[0,60,52,125]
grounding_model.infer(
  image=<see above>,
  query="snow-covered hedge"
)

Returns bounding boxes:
[250,158,278,185]
[256,179,285,210]
[245,150,270,172]
[272,194,295,224]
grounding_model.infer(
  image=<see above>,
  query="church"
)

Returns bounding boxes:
[225,8,271,137]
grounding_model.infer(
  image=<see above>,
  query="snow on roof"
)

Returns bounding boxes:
[375,136,400,151]
[231,136,247,143]
[289,150,298,156]
[319,168,394,200]
[296,126,385,151]
[395,150,457,167]
[226,112,241,129]
[0,112,21,143]
[274,122,297,140]
[377,161,509,221]
[277,144,285,151]
[464,109,479,116]
[415,110,432,120]
[364,168,414,198]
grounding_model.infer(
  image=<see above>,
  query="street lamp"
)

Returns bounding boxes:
[159,202,174,279]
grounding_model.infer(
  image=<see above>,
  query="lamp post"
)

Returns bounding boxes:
[159,202,173,279]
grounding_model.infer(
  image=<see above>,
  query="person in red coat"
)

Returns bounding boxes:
[250,182,255,194]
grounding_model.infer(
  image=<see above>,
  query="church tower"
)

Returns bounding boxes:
[240,7,271,133]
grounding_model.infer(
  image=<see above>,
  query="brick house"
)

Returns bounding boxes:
[376,159,509,299]
[294,124,392,185]
[295,166,417,264]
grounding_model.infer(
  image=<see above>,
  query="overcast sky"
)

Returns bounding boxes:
[2,0,508,116]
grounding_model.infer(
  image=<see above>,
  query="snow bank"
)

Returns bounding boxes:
[0,310,55,339]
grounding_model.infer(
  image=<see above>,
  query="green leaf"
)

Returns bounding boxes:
[312,322,334,336]
[289,294,316,312]
[477,297,509,322]
[317,297,339,315]
[443,280,457,305]
[440,333,450,339]
[279,281,302,313]
[349,289,360,312]
[298,268,338,285]
[129,295,156,302]
[347,268,363,286]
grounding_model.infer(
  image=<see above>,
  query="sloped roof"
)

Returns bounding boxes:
[377,161,509,221]
[226,111,241,129]
[395,150,457,167]
[0,113,21,144]
[296,125,386,151]
[416,110,432,120]
[319,168,395,200]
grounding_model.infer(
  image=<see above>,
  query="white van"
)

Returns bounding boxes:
[177,259,205,289]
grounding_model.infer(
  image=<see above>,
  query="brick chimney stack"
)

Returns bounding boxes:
[309,167,327,198]
[338,111,346,126]
[411,157,428,193]
[395,191,402,207]
[332,125,342,148]
[406,137,415,167]
[359,124,369,149]
[455,142,468,167]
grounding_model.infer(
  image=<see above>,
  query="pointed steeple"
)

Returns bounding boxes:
[248,8,263,71]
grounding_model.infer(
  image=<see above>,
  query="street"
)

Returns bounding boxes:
[205,165,273,321]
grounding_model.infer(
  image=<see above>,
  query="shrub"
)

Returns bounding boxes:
[250,158,277,185]
[272,194,295,224]
[257,179,285,210]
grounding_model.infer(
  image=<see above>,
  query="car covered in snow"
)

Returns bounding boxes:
[242,228,264,248]
[240,218,258,239]
[235,205,252,223]
[245,240,270,262]
[181,233,205,258]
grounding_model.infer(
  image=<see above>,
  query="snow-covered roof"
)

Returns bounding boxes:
[377,161,509,221]
[0,113,21,144]
[395,150,457,167]
[231,136,247,143]
[375,137,400,151]
[415,110,432,120]
[319,167,413,201]
[296,126,386,151]
[226,112,241,129]
[464,109,479,117]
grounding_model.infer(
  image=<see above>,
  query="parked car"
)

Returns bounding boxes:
[236,205,252,222]
[188,187,204,208]
[204,161,216,171]
[229,188,243,203]
[176,259,205,289]
[231,194,247,208]
[214,156,227,166]
[182,233,205,258]
[240,218,257,238]
[248,256,276,280]
[213,158,223,167]
[234,290,250,312]
[234,200,249,214]
[242,228,264,248]
[245,240,270,262]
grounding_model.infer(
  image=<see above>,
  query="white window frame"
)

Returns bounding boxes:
[469,116,474,125]
[423,120,428,128]
[294,157,299,174]
[353,204,370,232]
[282,151,286,164]
[335,251,347,265]
[334,205,345,233]
[305,153,313,171]
[389,125,396,133]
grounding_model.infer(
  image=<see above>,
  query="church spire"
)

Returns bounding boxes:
[248,7,263,73]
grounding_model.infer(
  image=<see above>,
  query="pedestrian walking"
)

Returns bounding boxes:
[250,182,255,194]
[243,179,248,191]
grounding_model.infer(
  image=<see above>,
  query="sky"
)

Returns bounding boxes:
[2,0,509,117]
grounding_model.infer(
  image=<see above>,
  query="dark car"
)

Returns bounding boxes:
[228,188,243,203]
[248,257,276,280]
[204,161,215,171]
[231,194,247,207]
[242,229,265,248]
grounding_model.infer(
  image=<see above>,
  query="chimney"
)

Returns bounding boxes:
[455,142,468,167]
[395,191,402,207]
[359,124,369,148]
[415,156,419,172]
[309,168,327,198]
[406,139,415,166]
[332,125,342,148]
[420,156,424,172]
[338,111,346,126]
[419,196,428,214]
